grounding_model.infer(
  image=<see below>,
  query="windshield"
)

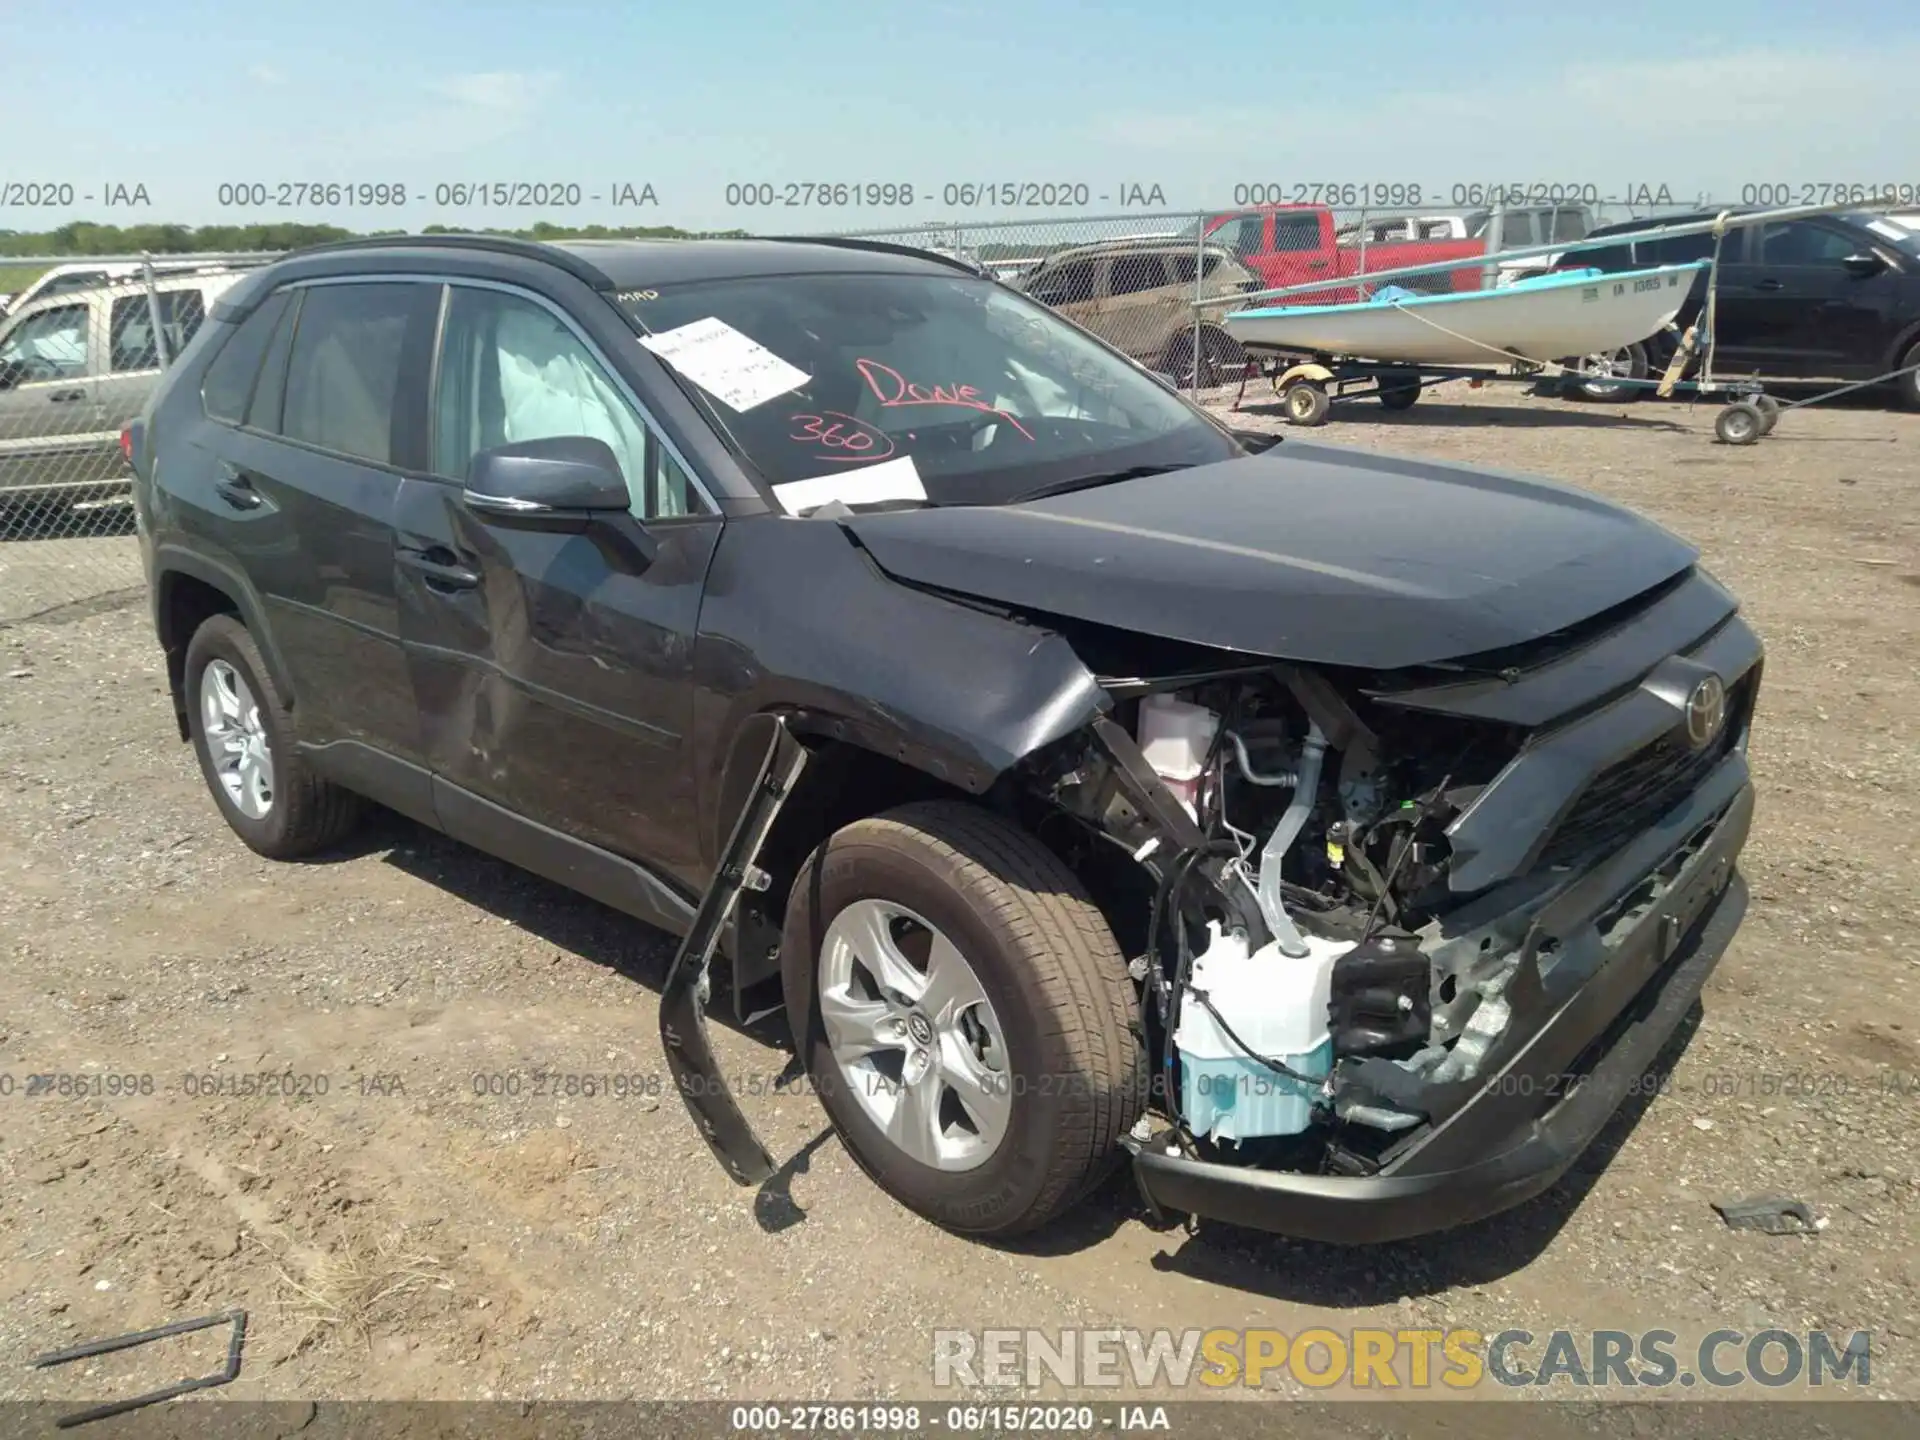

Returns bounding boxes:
[617,271,1239,509]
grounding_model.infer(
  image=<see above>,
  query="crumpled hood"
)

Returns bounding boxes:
[840,440,1699,670]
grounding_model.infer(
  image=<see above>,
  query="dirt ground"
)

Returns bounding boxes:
[0,382,1916,1416]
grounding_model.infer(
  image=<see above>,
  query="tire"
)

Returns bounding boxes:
[1898,341,1920,412]
[1564,341,1649,402]
[1754,393,1781,435]
[184,613,363,859]
[1284,381,1331,426]
[1378,371,1421,410]
[1714,401,1764,446]
[1162,327,1243,389]
[780,800,1147,1237]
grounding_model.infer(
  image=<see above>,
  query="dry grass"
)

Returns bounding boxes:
[261,1221,455,1357]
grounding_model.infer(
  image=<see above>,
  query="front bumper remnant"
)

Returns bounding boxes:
[1125,774,1754,1244]
[659,714,809,1187]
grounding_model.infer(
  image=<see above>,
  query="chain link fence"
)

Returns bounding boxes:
[0,253,278,621]
[0,196,1722,622]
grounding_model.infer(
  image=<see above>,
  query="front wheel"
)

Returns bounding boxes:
[1897,341,1920,412]
[1284,381,1332,425]
[780,801,1146,1237]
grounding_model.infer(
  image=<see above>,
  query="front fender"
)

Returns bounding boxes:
[690,517,1109,874]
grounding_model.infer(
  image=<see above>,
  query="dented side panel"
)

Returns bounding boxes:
[689,516,1108,875]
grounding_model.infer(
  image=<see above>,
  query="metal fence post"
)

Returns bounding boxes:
[141,252,170,369]
[1191,212,1205,395]
[1482,198,1504,291]
[1355,207,1369,299]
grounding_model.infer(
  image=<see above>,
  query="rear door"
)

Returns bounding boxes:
[1095,252,1177,361]
[95,286,211,432]
[394,280,721,884]
[0,299,104,503]
[195,277,441,765]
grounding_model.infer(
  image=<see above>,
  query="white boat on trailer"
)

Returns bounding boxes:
[1223,261,1706,368]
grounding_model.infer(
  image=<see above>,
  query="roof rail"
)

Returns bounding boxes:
[757,234,987,276]
[281,233,617,290]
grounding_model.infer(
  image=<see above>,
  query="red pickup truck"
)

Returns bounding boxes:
[1187,205,1494,303]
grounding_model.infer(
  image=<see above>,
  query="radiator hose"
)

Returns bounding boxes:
[1255,721,1326,959]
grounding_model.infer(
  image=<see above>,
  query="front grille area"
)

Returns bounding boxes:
[1535,673,1752,870]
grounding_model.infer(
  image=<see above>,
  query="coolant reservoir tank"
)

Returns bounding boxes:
[1137,694,1220,821]
[1173,920,1352,1142]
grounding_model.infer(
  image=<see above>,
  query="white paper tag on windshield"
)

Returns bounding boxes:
[638,316,808,411]
[772,454,926,516]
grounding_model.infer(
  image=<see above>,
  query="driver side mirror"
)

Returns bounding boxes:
[1842,252,1885,278]
[463,435,657,566]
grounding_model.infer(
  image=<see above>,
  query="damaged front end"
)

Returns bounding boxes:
[666,567,1762,1244]
[1016,574,1763,1242]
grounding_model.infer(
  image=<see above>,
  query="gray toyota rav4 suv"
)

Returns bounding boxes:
[128,233,1760,1244]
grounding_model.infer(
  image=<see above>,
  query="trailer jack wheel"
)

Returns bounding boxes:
[1715,400,1764,446]
[1284,381,1331,426]
[1754,394,1780,435]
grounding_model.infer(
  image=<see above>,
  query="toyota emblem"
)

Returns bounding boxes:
[1685,675,1727,748]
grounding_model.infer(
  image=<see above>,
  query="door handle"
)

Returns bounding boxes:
[399,547,480,591]
[1755,279,1784,291]
[1307,261,1331,271]
[48,388,86,403]
[213,469,263,510]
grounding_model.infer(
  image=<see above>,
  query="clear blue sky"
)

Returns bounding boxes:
[10,0,1918,234]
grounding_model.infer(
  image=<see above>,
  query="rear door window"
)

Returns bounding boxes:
[1031,259,1097,305]
[1107,254,1167,296]
[1271,213,1321,252]
[1550,208,1588,243]
[109,289,208,373]
[279,282,431,465]
[201,290,294,424]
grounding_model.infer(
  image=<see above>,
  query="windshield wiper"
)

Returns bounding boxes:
[1011,464,1189,503]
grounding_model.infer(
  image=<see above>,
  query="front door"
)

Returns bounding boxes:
[0,300,103,510]
[396,281,720,887]
[1715,220,1899,378]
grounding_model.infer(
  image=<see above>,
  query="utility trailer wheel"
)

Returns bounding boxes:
[1753,394,1780,435]
[1378,372,1422,410]
[1715,401,1764,446]
[1284,381,1331,426]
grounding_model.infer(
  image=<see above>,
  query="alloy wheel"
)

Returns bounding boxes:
[200,659,275,819]
[816,898,1012,1171]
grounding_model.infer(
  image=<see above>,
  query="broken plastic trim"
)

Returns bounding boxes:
[30,1309,246,1428]
[659,714,810,1187]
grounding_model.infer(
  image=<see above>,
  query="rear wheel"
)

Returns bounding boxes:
[184,614,363,859]
[781,800,1146,1237]
[1565,341,1649,402]
[1163,326,1244,389]
[1378,371,1422,410]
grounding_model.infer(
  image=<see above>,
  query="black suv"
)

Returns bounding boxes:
[131,233,1761,1244]
[1558,208,1920,405]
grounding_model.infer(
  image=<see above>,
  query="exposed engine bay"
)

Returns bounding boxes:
[1019,660,1560,1173]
